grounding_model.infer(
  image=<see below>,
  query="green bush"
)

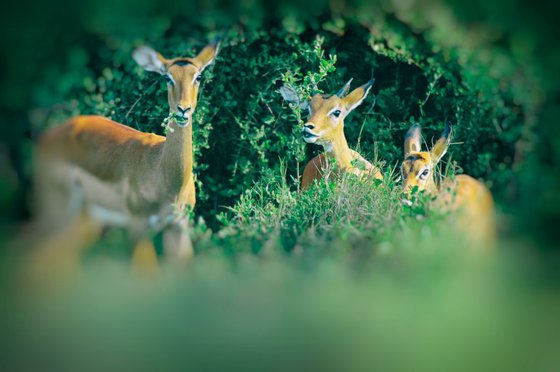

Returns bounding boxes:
[1,2,559,369]
[26,7,539,231]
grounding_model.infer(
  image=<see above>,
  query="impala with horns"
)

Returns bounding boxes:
[33,40,220,268]
[401,123,496,247]
[280,79,383,189]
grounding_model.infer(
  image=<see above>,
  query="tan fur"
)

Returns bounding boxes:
[32,41,219,274]
[401,125,496,248]
[302,150,381,189]
[298,81,382,190]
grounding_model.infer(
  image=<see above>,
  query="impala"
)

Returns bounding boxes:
[33,40,219,266]
[401,123,496,247]
[280,79,383,189]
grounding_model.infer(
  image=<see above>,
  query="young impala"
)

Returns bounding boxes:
[401,123,496,247]
[33,40,219,269]
[280,79,383,189]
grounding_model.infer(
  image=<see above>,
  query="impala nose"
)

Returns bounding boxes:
[302,123,319,142]
[177,105,191,115]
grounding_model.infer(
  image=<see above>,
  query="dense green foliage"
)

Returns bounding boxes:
[21,9,539,232]
[0,0,555,253]
[1,1,560,370]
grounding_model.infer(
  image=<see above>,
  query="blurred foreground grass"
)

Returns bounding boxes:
[1,239,559,372]
[1,176,559,371]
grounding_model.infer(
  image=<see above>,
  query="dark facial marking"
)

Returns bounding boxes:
[406,153,427,162]
[171,60,193,67]
[402,161,413,176]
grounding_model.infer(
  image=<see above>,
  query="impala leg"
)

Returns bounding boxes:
[163,177,195,265]
[130,237,159,278]
[163,219,194,265]
[24,213,103,289]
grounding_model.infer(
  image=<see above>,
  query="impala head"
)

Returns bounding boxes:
[401,123,452,195]
[280,79,374,149]
[132,39,220,126]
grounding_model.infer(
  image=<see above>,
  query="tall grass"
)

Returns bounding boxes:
[1,150,557,372]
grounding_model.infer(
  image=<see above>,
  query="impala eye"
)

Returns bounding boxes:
[196,74,203,83]
[331,109,341,118]
[419,168,430,180]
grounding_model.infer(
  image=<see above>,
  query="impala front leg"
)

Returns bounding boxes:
[163,217,194,264]
[162,175,195,263]
[130,237,159,277]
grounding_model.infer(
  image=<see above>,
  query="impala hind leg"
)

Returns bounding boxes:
[24,213,103,290]
[34,167,88,236]
[25,176,103,288]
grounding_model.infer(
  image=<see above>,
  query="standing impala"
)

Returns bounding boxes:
[280,79,383,189]
[33,40,219,266]
[401,123,496,247]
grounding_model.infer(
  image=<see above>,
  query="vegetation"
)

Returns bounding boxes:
[0,0,559,370]
[6,1,544,229]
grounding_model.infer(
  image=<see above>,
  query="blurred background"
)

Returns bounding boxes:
[0,0,559,370]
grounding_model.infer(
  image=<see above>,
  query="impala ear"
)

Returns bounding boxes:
[194,38,220,72]
[430,123,453,163]
[132,46,168,75]
[343,79,374,112]
[279,85,309,110]
[404,124,422,157]
[336,78,353,97]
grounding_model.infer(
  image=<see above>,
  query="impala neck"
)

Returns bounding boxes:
[322,129,353,170]
[161,120,193,195]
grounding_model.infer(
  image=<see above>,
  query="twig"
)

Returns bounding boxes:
[125,80,158,121]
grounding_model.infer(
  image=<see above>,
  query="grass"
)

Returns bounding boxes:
[1,162,558,372]
[0,0,558,369]
[1,235,558,371]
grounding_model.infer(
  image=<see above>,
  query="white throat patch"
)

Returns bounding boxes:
[321,142,334,153]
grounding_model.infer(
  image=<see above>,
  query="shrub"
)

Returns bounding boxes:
[24,2,541,233]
